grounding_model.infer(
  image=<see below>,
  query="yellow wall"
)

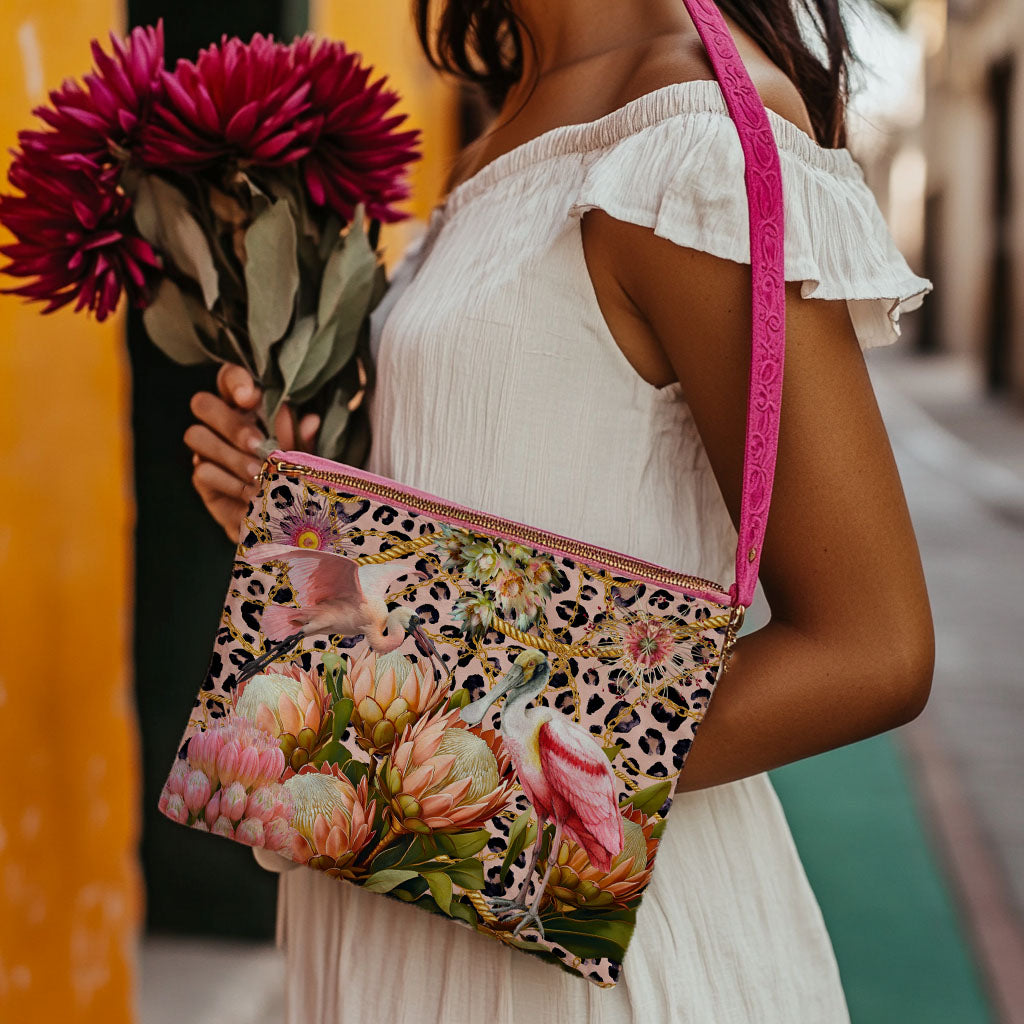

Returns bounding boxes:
[0,4,142,1022]
[311,0,462,271]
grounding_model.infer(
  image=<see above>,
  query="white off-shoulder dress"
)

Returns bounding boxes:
[257,80,933,1022]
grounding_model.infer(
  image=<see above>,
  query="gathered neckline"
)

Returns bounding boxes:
[430,78,861,224]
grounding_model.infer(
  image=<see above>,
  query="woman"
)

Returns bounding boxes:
[185,0,935,1019]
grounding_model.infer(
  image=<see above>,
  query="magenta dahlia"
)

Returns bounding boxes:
[290,35,421,223]
[0,153,160,321]
[139,33,315,168]
[18,22,165,169]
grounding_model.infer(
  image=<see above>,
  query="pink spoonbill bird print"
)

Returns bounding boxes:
[239,542,440,683]
[461,648,625,938]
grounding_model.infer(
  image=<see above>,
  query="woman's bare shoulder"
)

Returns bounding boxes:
[619,27,816,138]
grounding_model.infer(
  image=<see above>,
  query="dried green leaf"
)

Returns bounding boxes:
[316,383,353,461]
[244,198,299,375]
[142,278,216,366]
[133,175,219,309]
[276,314,317,402]
[290,318,361,407]
[318,205,371,326]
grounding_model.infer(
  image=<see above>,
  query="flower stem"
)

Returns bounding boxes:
[365,819,403,863]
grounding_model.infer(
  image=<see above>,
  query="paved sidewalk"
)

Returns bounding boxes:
[870,350,1024,923]
[772,346,1024,1023]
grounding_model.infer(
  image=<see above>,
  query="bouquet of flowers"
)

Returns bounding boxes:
[0,21,421,462]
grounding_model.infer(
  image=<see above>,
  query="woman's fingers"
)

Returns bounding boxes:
[217,362,261,409]
[192,456,255,503]
[184,422,264,484]
[273,401,297,450]
[189,390,266,456]
[271,402,322,454]
[298,411,321,451]
[191,460,252,541]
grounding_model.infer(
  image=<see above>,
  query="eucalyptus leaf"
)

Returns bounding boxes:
[286,317,361,407]
[259,385,284,448]
[316,383,353,460]
[317,205,371,326]
[244,198,299,375]
[316,212,343,262]
[275,314,317,404]
[142,278,215,366]
[133,175,219,309]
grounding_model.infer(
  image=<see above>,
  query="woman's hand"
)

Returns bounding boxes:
[185,363,321,542]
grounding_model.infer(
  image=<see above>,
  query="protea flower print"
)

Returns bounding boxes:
[438,527,565,635]
[491,565,545,628]
[540,804,658,910]
[374,707,516,844]
[459,539,503,583]
[284,763,376,878]
[139,33,314,168]
[452,592,497,638]
[289,34,420,223]
[342,649,448,756]
[158,717,292,848]
[234,663,333,774]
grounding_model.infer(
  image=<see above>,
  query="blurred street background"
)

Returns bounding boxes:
[1,0,1022,1022]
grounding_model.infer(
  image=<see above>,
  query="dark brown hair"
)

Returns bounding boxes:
[413,0,888,150]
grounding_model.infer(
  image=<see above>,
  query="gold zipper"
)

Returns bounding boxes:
[266,455,731,598]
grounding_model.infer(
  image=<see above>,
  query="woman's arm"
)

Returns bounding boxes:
[580,212,935,793]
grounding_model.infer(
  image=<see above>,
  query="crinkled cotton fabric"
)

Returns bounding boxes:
[259,79,932,1022]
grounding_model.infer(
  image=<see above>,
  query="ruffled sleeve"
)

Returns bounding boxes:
[566,107,933,350]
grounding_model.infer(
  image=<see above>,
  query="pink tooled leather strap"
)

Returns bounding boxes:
[682,0,786,609]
